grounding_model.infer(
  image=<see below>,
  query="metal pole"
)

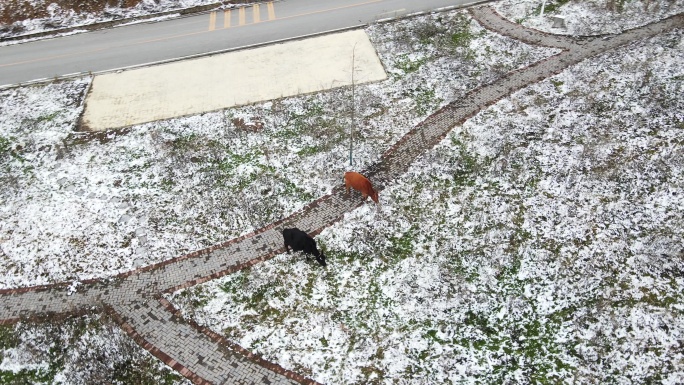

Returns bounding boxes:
[540,0,547,18]
[349,45,356,166]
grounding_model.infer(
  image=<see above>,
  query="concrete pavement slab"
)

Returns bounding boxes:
[81,29,387,131]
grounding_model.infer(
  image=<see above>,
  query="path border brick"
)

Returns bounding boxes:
[158,297,322,385]
[106,305,217,385]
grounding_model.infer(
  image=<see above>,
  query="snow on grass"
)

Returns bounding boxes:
[0,8,556,289]
[2,0,684,383]
[166,24,684,385]
[0,314,191,385]
[495,0,684,35]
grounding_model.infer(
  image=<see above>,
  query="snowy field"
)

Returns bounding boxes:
[167,21,684,385]
[496,0,684,35]
[0,7,558,289]
[1,0,683,384]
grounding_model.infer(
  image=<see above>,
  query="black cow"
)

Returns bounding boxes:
[282,228,327,267]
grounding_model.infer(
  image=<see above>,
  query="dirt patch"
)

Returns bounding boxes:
[1,0,135,25]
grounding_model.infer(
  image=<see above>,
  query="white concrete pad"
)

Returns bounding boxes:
[81,30,387,131]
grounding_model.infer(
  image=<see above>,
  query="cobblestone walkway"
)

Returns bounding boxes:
[1,6,682,385]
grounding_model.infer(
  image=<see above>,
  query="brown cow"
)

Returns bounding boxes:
[344,171,379,203]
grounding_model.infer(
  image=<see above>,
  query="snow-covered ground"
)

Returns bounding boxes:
[167,23,684,385]
[496,0,684,35]
[0,312,191,384]
[1,0,683,384]
[0,7,558,289]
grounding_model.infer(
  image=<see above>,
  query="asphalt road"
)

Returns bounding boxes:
[0,0,478,88]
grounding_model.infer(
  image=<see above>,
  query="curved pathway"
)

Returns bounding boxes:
[1,6,682,385]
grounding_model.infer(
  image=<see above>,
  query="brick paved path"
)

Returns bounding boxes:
[1,6,682,385]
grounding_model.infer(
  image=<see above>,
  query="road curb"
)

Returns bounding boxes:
[0,0,496,91]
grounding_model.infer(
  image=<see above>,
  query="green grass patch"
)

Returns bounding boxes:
[414,87,443,116]
[279,176,315,202]
[0,367,58,385]
[181,286,210,309]
[296,145,323,157]
[551,79,564,92]
[276,99,329,139]
[414,20,448,46]
[463,309,497,337]
[447,13,479,58]
[111,362,184,385]
[449,137,479,187]
[219,270,249,295]
[0,136,12,158]
[331,250,369,265]
[443,251,480,283]
[170,132,200,151]
[387,226,417,262]
[0,325,18,352]
[450,24,472,48]
[35,111,60,123]
[206,149,265,190]
[0,135,28,165]
[394,54,428,75]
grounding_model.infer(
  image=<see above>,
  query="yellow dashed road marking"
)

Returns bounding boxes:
[224,10,231,28]
[253,4,261,23]
[211,2,275,30]
[239,7,246,26]
[208,11,217,31]
[216,1,276,31]
[267,2,276,20]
